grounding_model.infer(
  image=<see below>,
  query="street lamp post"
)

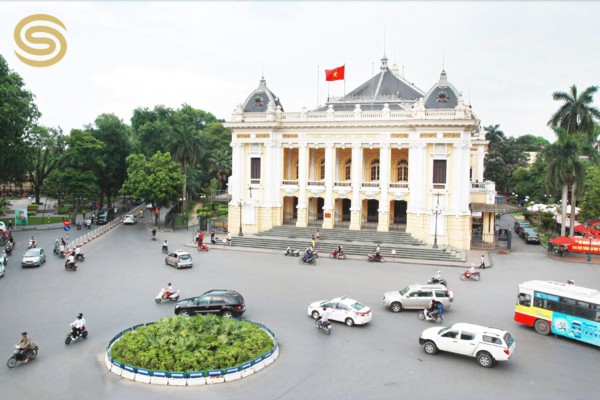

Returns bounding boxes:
[432,193,441,249]
[238,199,244,236]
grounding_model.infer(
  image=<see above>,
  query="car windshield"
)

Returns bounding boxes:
[351,302,366,311]
[125,215,134,219]
[179,254,191,260]
[399,287,410,296]
[504,332,515,347]
[438,327,452,335]
[24,250,38,257]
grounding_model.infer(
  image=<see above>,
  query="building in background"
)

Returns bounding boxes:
[225,56,497,250]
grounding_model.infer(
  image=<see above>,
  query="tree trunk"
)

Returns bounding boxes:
[182,162,188,213]
[99,189,105,211]
[35,188,41,205]
[561,184,568,237]
[569,180,577,237]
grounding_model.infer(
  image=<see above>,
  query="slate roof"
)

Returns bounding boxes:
[423,70,461,109]
[241,77,284,113]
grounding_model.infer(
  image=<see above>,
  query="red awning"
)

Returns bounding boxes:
[550,236,577,246]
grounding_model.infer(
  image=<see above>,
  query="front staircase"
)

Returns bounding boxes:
[231,226,464,264]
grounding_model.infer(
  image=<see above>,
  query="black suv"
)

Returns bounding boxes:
[174,290,246,317]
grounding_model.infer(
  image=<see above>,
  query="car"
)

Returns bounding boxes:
[514,221,530,235]
[21,248,46,268]
[174,289,246,317]
[308,296,372,327]
[0,222,6,231]
[123,214,136,225]
[523,229,541,244]
[165,250,193,269]
[419,322,516,368]
[520,227,536,239]
[0,259,5,277]
[383,284,454,312]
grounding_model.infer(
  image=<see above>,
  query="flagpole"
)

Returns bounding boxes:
[343,63,346,98]
[317,64,319,109]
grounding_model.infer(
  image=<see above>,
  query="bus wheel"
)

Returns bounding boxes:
[534,319,550,336]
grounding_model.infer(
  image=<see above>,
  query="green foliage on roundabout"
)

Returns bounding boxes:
[110,315,274,372]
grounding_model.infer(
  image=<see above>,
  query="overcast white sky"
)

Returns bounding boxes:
[1,1,599,140]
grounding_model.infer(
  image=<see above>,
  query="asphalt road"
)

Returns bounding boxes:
[1,217,598,400]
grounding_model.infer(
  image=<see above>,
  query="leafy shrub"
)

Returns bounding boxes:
[110,315,274,372]
[27,204,38,210]
[522,211,533,222]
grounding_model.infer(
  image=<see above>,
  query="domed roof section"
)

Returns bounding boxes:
[241,77,283,113]
[423,69,460,109]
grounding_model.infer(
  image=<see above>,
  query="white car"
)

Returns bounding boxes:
[308,296,372,327]
[165,250,193,269]
[0,259,5,277]
[419,323,516,368]
[123,215,136,225]
[0,222,6,231]
[383,284,454,312]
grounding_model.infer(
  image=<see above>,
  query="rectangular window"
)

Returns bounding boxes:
[433,160,447,184]
[251,157,261,182]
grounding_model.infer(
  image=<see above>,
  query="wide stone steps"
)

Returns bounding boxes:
[256,226,424,246]
[230,236,461,262]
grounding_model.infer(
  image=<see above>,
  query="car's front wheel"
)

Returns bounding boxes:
[423,340,437,355]
[390,302,403,313]
[477,351,494,368]
[345,318,355,327]
[311,310,320,319]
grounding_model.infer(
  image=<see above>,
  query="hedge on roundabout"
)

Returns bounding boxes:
[110,315,274,372]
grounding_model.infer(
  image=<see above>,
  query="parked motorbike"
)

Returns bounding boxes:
[316,318,332,335]
[155,288,181,303]
[6,344,38,368]
[65,261,78,271]
[284,247,300,257]
[197,244,209,251]
[329,250,346,260]
[460,270,481,281]
[65,328,88,345]
[75,253,85,262]
[417,309,443,324]
[299,254,317,265]
[428,272,448,287]
[83,218,92,229]
[367,253,385,263]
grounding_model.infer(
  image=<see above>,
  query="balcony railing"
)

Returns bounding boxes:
[362,182,380,188]
[390,182,409,189]
[471,181,486,190]
[307,180,325,186]
[250,179,261,185]
[334,181,352,187]
[282,180,298,186]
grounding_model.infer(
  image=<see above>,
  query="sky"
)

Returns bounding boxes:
[1,1,599,141]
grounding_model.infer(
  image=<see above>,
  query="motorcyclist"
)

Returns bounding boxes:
[16,332,32,363]
[151,229,156,240]
[67,252,76,269]
[318,307,330,329]
[162,240,168,253]
[427,300,444,320]
[70,313,86,338]
[304,246,314,262]
[468,263,476,278]
[334,245,344,259]
[29,236,36,248]
[54,239,60,254]
[75,245,84,261]
[59,243,66,257]
[375,244,381,260]
[163,282,174,299]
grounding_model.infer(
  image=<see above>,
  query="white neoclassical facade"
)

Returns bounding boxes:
[226,57,497,250]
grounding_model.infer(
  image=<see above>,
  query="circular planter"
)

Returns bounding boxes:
[104,316,278,386]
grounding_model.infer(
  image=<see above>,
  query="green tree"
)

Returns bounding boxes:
[580,166,600,219]
[121,151,184,223]
[209,148,232,189]
[515,134,550,152]
[548,85,600,139]
[131,105,174,156]
[26,125,66,204]
[508,158,547,203]
[0,54,41,184]
[484,124,505,148]
[484,137,529,193]
[89,113,133,209]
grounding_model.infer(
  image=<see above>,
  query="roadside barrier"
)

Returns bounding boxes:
[105,320,279,386]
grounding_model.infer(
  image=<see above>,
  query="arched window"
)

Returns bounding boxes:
[370,159,380,181]
[320,159,325,180]
[345,159,351,180]
[397,159,408,181]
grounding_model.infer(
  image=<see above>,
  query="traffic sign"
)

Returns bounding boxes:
[63,220,70,227]
[64,226,71,231]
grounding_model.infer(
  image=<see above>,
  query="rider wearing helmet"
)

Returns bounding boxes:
[70,313,86,338]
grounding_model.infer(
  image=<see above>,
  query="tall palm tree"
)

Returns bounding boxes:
[545,128,596,236]
[209,148,232,189]
[484,124,505,148]
[167,120,202,212]
[548,85,600,138]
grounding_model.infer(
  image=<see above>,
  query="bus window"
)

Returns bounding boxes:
[518,293,531,307]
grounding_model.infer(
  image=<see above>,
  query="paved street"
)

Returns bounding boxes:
[1,217,599,400]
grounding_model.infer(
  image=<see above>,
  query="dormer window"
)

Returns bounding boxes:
[254,97,264,107]
[437,91,448,103]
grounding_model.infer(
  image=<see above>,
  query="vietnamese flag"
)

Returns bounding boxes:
[325,65,345,81]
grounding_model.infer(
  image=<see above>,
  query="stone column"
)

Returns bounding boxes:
[452,143,470,213]
[349,143,363,230]
[322,143,335,229]
[296,143,309,227]
[378,143,391,232]
[477,146,485,182]
[230,142,244,234]
[407,143,426,213]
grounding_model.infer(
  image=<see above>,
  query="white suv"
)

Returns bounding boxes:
[383,284,453,312]
[419,323,516,368]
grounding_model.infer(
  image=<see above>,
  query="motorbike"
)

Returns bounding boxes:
[151,234,157,241]
[1,250,7,266]
[58,250,66,259]
[28,240,36,249]
[5,242,14,256]
[367,253,385,263]
[75,253,85,262]
[198,244,209,251]
[83,218,92,229]
[299,254,317,265]
[417,308,444,324]
[428,272,448,287]
[284,247,300,257]
[316,318,332,335]
[155,288,181,303]
[65,261,78,271]
[460,270,481,281]
[65,328,88,345]
[162,245,168,254]
[329,250,346,260]
[6,344,38,368]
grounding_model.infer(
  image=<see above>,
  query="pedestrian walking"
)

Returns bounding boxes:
[316,229,320,241]
[7,219,13,230]
[311,238,316,248]
[479,254,486,269]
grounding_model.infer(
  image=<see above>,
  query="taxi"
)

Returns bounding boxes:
[165,250,193,269]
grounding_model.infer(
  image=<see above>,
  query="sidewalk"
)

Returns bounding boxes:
[547,252,600,264]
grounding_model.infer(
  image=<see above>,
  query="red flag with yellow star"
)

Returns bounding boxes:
[325,65,345,81]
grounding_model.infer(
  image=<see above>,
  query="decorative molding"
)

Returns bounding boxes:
[443,133,461,138]
[391,133,409,138]
[256,134,270,139]
[236,134,250,139]
[420,133,437,139]
[282,134,298,139]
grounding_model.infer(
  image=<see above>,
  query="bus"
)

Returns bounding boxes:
[514,280,600,346]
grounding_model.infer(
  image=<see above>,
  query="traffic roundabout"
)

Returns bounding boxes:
[104,315,279,386]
